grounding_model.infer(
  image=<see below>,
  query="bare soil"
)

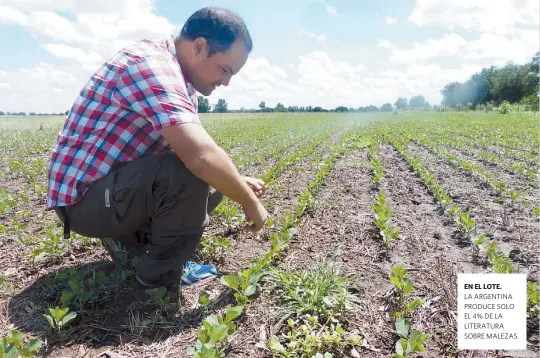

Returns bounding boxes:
[222,144,539,358]
[0,133,341,358]
[405,142,539,273]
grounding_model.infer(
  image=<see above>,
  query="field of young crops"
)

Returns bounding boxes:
[0,112,538,358]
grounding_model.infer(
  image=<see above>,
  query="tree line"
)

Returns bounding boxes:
[0,111,68,116]
[3,52,538,116]
[197,95,433,114]
[199,52,539,114]
[441,52,539,111]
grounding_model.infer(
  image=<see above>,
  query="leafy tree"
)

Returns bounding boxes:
[440,52,539,109]
[394,97,407,109]
[335,106,349,112]
[358,105,379,112]
[409,95,429,108]
[380,103,393,112]
[466,67,496,105]
[441,82,461,107]
[491,63,527,104]
[275,103,286,112]
[213,98,228,113]
[259,101,266,110]
[197,96,211,113]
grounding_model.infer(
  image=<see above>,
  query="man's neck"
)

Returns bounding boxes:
[173,36,191,84]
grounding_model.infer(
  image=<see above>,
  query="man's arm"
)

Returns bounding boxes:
[112,56,267,231]
[160,123,268,231]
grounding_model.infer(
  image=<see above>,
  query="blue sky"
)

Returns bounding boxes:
[0,0,537,112]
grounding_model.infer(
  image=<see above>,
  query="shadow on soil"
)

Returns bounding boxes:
[8,259,234,355]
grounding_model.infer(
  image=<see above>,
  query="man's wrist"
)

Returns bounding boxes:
[239,184,259,208]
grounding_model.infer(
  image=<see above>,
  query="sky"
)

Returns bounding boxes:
[0,0,538,113]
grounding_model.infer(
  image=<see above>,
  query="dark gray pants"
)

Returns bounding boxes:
[54,151,223,287]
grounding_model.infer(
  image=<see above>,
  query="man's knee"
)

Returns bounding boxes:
[152,152,210,230]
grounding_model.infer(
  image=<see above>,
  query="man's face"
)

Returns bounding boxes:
[187,38,249,96]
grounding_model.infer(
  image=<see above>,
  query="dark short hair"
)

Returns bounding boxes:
[180,7,253,56]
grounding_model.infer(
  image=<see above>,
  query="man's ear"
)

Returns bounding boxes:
[193,37,208,57]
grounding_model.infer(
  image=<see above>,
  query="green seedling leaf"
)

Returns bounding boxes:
[204,315,220,327]
[234,292,249,305]
[268,336,286,352]
[244,285,257,297]
[248,272,263,285]
[209,324,229,344]
[82,291,93,303]
[225,305,244,322]
[22,338,41,355]
[48,307,66,323]
[60,291,74,306]
[395,318,410,338]
[43,314,55,329]
[156,286,167,298]
[7,329,23,344]
[61,312,77,326]
[395,338,408,356]
[406,298,424,314]
[220,275,240,291]
[288,227,298,237]
[68,278,79,292]
[198,291,211,307]
[409,330,427,352]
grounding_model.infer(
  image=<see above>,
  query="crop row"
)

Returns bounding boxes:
[397,130,531,212]
[383,133,539,326]
[187,129,369,357]
[367,140,400,248]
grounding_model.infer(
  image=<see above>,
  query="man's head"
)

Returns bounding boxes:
[176,7,252,96]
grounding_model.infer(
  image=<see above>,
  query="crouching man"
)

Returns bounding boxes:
[45,7,268,289]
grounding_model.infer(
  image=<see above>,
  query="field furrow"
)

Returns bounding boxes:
[378,143,489,357]
[1,112,538,358]
[404,142,539,268]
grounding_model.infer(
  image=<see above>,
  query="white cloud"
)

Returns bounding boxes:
[406,0,538,68]
[0,1,177,52]
[377,40,395,49]
[368,62,482,104]
[464,32,537,65]
[0,0,179,113]
[207,52,369,110]
[384,16,397,24]
[0,5,27,24]
[42,43,103,65]
[389,33,468,63]
[388,31,535,67]
[299,29,328,43]
[409,0,539,35]
[0,63,84,112]
[1,0,537,113]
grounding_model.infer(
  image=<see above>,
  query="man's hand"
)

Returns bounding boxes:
[242,199,268,232]
[159,123,270,233]
[242,176,265,198]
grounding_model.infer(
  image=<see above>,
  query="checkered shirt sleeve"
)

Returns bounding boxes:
[114,56,200,130]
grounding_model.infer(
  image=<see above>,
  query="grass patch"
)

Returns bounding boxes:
[263,261,363,357]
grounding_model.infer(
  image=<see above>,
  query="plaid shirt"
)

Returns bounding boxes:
[46,35,199,210]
